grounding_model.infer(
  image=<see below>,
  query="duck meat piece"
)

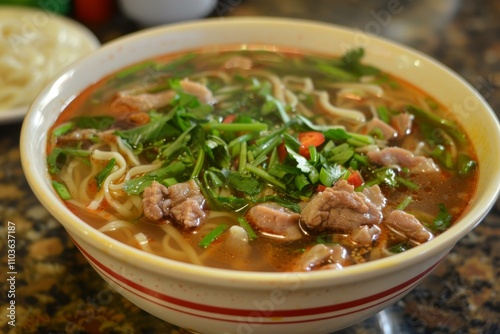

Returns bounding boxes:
[367,146,440,173]
[223,56,253,70]
[350,225,381,245]
[110,90,177,113]
[363,117,397,140]
[301,180,385,232]
[110,77,215,114]
[361,183,387,210]
[179,78,216,104]
[164,179,204,207]
[384,210,433,244]
[390,112,413,137]
[167,197,206,228]
[142,180,206,228]
[142,181,169,221]
[294,244,348,271]
[245,202,302,241]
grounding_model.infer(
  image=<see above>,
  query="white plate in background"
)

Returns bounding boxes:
[0,5,100,124]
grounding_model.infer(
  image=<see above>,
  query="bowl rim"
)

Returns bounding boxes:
[21,16,500,289]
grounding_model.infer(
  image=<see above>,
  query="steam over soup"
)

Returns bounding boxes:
[47,47,478,272]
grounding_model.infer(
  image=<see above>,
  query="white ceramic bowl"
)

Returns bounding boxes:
[20,18,500,334]
[118,0,217,26]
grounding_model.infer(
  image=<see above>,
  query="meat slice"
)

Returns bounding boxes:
[179,78,216,104]
[223,56,253,70]
[294,244,348,271]
[350,225,381,245]
[361,184,386,210]
[390,113,413,137]
[110,90,176,113]
[384,210,433,244]
[165,179,205,207]
[363,117,397,140]
[142,181,169,221]
[168,197,206,228]
[110,78,215,114]
[301,180,385,232]
[367,147,440,173]
[142,180,206,228]
[245,202,302,241]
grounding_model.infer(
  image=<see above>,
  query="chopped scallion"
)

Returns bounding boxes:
[245,164,287,190]
[94,158,116,191]
[52,122,74,137]
[395,176,419,190]
[429,203,452,232]
[294,174,310,191]
[190,149,205,179]
[203,122,268,132]
[238,217,257,240]
[376,106,391,124]
[253,135,282,161]
[116,60,156,79]
[395,196,413,210]
[161,178,178,187]
[238,141,247,173]
[228,132,257,149]
[457,152,477,176]
[52,180,72,200]
[198,223,228,248]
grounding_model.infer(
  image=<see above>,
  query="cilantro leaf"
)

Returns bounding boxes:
[74,116,115,130]
[205,135,231,169]
[94,158,116,191]
[47,147,91,174]
[341,48,380,77]
[116,112,176,148]
[430,203,453,232]
[227,171,262,196]
[122,161,186,195]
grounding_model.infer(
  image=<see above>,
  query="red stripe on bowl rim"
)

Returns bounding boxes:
[75,240,442,323]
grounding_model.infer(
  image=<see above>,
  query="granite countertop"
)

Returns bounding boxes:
[1,0,499,333]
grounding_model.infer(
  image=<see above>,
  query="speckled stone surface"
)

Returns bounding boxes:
[0,1,498,333]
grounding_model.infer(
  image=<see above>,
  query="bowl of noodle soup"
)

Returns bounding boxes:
[20,17,500,333]
[0,6,100,123]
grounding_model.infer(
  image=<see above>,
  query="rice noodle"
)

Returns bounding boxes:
[86,150,139,218]
[189,70,231,84]
[328,82,384,97]
[108,161,163,192]
[160,224,203,265]
[99,220,134,232]
[284,89,299,108]
[161,234,190,261]
[282,76,314,93]
[247,69,286,102]
[117,137,141,166]
[60,160,80,199]
[78,162,101,203]
[134,232,153,252]
[313,91,366,122]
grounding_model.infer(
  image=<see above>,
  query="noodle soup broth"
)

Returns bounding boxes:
[47,47,478,272]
